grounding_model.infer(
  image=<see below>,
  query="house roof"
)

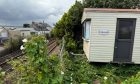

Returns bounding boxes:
[84,8,140,13]
[31,22,51,31]
[14,28,37,32]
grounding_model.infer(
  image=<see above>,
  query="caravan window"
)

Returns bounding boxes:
[83,20,91,40]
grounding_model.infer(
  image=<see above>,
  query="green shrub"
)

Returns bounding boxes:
[0,68,5,84]
[62,51,98,83]
[4,38,22,51]
[8,36,62,84]
[122,72,140,84]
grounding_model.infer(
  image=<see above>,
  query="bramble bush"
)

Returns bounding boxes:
[62,51,120,84]
[0,68,5,84]
[8,36,62,84]
[122,72,140,84]
[62,51,97,83]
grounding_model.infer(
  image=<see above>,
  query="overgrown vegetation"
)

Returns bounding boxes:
[0,35,139,83]
[51,1,83,52]
[61,51,140,83]
[4,38,22,50]
[5,36,62,83]
[122,72,140,84]
[0,68,5,84]
[0,38,22,57]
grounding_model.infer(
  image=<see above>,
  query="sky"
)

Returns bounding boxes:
[0,0,82,26]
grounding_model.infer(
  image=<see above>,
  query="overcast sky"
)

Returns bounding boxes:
[0,0,82,26]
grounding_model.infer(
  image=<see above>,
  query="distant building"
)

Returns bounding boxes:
[0,28,8,37]
[0,27,9,44]
[0,22,52,39]
[31,21,52,34]
[13,28,36,37]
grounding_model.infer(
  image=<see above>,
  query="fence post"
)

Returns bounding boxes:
[59,37,65,64]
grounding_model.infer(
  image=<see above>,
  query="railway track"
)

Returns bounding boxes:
[0,50,24,72]
[0,40,58,72]
[48,40,58,55]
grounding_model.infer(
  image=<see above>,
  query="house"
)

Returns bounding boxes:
[8,29,21,39]
[13,28,37,37]
[0,27,9,44]
[82,8,140,64]
[31,21,52,35]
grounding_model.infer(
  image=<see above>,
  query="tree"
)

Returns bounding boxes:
[53,1,83,40]
[23,24,30,28]
[83,0,140,8]
[52,1,83,52]
[52,0,140,51]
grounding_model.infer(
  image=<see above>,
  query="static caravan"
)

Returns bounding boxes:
[82,8,140,64]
